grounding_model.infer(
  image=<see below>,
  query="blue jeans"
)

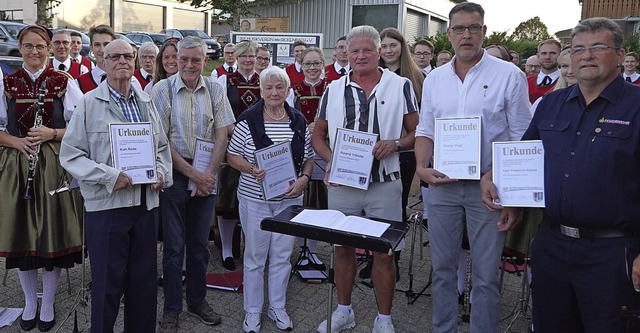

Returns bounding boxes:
[426,181,504,333]
[160,171,216,314]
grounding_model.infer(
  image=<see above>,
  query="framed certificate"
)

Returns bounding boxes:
[188,137,218,195]
[434,117,481,180]
[254,141,297,200]
[328,128,377,190]
[492,140,545,207]
[109,122,157,185]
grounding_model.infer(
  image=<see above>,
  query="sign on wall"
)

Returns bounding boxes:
[239,17,289,32]
[230,32,323,68]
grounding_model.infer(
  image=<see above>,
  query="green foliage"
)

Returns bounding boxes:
[36,0,62,26]
[622,33,640,55]
[511,16,551,42]
[418,32,453,55]
[180,0,302,29]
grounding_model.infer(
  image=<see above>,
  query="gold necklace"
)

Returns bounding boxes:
[264,107,286,121]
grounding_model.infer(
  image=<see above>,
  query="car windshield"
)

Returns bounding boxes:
[116,34,135,44]
[182,30,210,39]
[150,34,168,45]
[3,23,26,39]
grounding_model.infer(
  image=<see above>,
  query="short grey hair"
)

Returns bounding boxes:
[138,41,159,55]
[53,29,71,38]
[571,17,623,48]
[234,40,258,58]
[260,66,290,89]
[346,25,380,49]
[178,36,207,56]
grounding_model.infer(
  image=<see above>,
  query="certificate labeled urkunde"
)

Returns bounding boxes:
[254,141,297,200]
[109,122,157,184]
[492,140,545,207]
[328,128,377,190]
[434,117,481,180]
[188,138,218,195]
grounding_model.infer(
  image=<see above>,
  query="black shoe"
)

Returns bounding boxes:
[222,257,236,271]
[20,316,37,331]
[38,316,56,332]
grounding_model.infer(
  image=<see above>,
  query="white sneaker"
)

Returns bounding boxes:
[268,307,293,331]
[243,312,261,333]
[372,317,396,333]
[317,308,356,333]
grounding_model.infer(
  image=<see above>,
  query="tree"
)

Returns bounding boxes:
[622,33,640,55]
[180,0,302,29]
[35,0,62,26]
[483,31,512,47]
[419,31,453,55]
[511,16,552,42]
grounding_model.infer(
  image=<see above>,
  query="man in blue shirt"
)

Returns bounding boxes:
[483,17,640,332]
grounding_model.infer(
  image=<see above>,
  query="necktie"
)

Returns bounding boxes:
[228,67,234,73]
[100,74,106,82]
[339,68,346,76]
[539,76,552,87]
[146,75,153,82]
[58,64,65,71]
[72,58,78,63]
[626,77,632,82]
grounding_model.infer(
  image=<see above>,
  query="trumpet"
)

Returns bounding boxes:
[23,81,47,200]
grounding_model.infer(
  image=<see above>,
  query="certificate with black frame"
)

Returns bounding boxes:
[433,117,481,180]
[492,140,545,207]
[254,141,297,200]
[328,128,377,190]
[109,122,157,184]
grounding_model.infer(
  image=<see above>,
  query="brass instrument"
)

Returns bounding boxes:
[23,81,47,200]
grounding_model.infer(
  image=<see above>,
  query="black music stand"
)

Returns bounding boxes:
[261,205,408,333]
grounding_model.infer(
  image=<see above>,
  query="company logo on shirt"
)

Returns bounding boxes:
[598,117,630,126]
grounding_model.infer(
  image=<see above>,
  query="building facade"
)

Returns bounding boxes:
[581,0,640,36]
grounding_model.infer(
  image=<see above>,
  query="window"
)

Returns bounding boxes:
[352,5,398,33]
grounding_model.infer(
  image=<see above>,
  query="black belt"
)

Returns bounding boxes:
[549,223,638,239]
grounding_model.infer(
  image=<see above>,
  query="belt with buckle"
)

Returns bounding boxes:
[550,223,636,239]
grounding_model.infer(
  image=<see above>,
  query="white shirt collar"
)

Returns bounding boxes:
[333,62,349,73]
[22,63,48,81]
[224,63,237,71]
[623,72,640,81]
[52,57,72,70]
[536,69,561,85]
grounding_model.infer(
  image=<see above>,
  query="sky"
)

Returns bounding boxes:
[474,0,583,35]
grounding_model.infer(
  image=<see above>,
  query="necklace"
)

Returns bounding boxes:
[264,107,286,121]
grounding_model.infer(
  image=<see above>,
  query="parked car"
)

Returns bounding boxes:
[0,21,26,57]
[115,33,139,53]
[0,55,23,75]
[161,28,221,59]
[126,32,172,47]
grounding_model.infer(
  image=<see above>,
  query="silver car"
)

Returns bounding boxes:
[0,21,26,57]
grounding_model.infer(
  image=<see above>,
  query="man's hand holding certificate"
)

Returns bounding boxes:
[328,128,377,190]
[109,123,157,185]
[492,140,545,207]
[188,138,218,196]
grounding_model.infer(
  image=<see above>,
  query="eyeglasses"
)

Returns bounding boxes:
[53,40,71,46]
[414,52,432,58]
[336,45,346,50]
[21,43,47,52]
[256,56,270,62]
[302,61,323,68]
[238,54,256,60]
[449,24,483,35]
[140,55,155,60]
[105,53,135,61]
[178,56,203,64]
[224,52,234,55]
[526,64,541,69]
[571,44,619,57]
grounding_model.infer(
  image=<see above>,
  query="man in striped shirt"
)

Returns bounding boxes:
[151,36,235,333]
[311,25,419,333]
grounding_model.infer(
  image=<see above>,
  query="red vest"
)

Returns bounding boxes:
[80,56,93,71]
[292,80,327,123]
[76,71,99,94]
[50,59,82,79]
[527,75,556,104]
[226,71,261,119]
[133,69,151,90]
[285,63,305,86]
[215,65,233,78]
[3,66,68,136]
[324,63,348,84]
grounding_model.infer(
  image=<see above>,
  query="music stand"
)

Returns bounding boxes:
[261,205,408,333]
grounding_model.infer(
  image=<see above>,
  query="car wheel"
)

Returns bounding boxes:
[9,50,20,57]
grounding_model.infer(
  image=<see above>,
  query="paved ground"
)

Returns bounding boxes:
[0,203,532,333]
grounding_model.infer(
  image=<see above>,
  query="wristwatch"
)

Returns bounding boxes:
[394,139,402,152]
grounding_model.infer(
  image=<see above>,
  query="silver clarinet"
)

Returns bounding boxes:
[23,81,47,200]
